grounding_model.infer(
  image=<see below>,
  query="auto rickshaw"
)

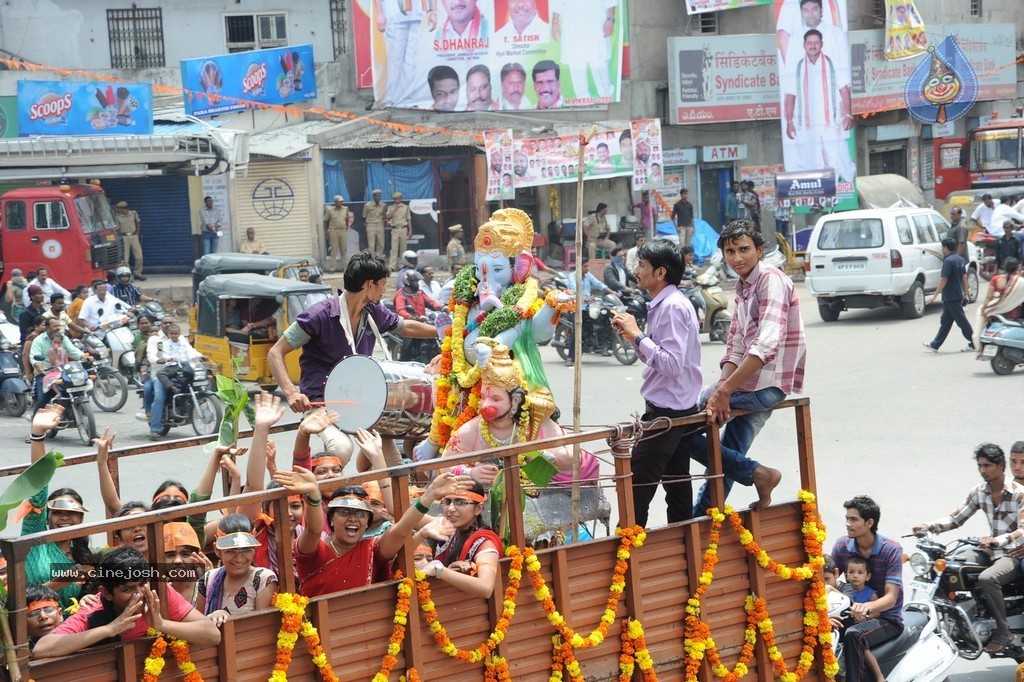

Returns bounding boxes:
[190,253,322,334]
[192,273,331,391]
[941,184,1024,235]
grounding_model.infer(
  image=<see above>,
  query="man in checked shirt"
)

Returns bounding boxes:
[693,219,806,513]
[914,443,1024,655]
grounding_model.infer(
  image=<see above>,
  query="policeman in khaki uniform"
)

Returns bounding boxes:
[362,188,387,255]
[323,195,354,272]
[446,224,467,273]
[114,201,146,280]
[386,191,412,269]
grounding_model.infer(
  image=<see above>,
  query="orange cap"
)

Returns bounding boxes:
[163,522,201,553]
[362,481,385,505]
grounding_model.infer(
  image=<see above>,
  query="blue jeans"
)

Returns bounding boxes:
[693,386,786,515]
[201,232,219,255]
[143,379,154,412]
[149,378,166,433]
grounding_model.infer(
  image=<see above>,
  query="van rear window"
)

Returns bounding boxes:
[816,219,884,250]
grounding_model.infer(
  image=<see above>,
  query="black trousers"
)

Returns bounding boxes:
[844,615,903,682]
[631,401,700,527]
[930,298,973,349]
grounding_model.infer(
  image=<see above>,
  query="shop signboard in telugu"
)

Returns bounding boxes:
[667,34,778,124]
[180,44,317,118]
[850,24,1015,115]
[662,148,697,166]
[484,129,515,200]
[363,0,626,111]
[18,81,153,136]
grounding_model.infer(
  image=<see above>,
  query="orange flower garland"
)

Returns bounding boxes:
[270,592,308,682]
[374,577,414,682]
[141,633,168,682]
[141,629,203,682]
[300,619,339,682]
[170,639,203,682]
[416,546,524,664]
[484,654,512,682]
[619,620,656,682]
[549,636,583,682]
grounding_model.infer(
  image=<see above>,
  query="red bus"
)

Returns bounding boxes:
[934,117,1024,200]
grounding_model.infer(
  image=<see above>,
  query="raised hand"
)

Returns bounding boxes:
[93,427,116,463]
[31,404,64,434]
[425,472,474,500]
[265,440,278,476]
[220,455,241,481]
[354,429,384,461]
[108,592,144,637]
[299,409,339,436]
[419,516,455,542]
[272,466,320,497]
[140,585,164,632]
[253,392,286,429]
[214,443,248,459]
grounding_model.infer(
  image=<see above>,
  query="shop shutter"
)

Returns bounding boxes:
[100,175,193,270]
[233,160,314,258]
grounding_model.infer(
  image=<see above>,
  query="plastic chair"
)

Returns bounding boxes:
[563,244,577,270]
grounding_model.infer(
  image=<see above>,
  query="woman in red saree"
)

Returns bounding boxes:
[422,481,502,599]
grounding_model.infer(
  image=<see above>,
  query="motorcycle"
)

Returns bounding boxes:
[907,531,1024,663]
[120,301,166,390]
[686,264,731,343]
[75,334,128,412]
[37,359,97,445]
[97,310,137,384]
[971,231,999,281]
[142,358,222,437]
[827,587,958,681]
[978,314,1024,375]
[381,302,442,364]
[0,329,30,417]
[552,292,637,365]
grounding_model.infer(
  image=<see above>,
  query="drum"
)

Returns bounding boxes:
[323,355,434,438]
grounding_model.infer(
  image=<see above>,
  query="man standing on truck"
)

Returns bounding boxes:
[115,201,146,281]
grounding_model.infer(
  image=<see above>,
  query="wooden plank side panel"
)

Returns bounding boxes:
[30,647,121,682]
[635,524,689,676]
[502,550,570,680]
[325,584,404,680]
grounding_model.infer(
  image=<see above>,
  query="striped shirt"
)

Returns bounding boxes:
[722,262,806,394]
[926,479,1024,557]
[831,533,904,621]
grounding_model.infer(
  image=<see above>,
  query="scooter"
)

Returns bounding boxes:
[685,264,731,342]
[828,588,958,681]
[907,531,1024,664]
[0,329,30,417]
[971,232,999,282]
[37,359,97,445]
[141,358,222,436]
[978,314,1024,375]
[75,334,129,412]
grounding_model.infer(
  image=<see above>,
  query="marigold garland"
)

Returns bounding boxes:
[300,619,340,682]
[416,545,524,664]
[141,632,168,682]
[270,592,308,682]
[374,577,414,682]
[484,654,513,682]
[550,635,584,682]
[140,628,203,682]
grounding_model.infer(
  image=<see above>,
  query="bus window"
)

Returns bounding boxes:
[33,201,70,230]
[4,201,26,231]
[970,129,1021,171]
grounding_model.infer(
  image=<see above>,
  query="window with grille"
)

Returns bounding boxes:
[107,8,165,69]
[225,13,288,53]
[970,0,982,17]
[697,11,718,34]
[872,0,885,26]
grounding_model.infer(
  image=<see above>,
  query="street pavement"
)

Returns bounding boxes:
[0,274,1017,678]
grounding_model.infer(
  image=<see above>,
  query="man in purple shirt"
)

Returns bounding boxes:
[268,252,437,470]
[611,239,702,526]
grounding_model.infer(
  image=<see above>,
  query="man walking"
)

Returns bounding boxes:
[115,201,146,280]
[363,189,387,254]
[924,237,974,353]
[323,195,354,272]
[673,188,695,247]
[386,192,412,269]
[198,195,223,256]
[946,206,968,258]
[610,239,702,526]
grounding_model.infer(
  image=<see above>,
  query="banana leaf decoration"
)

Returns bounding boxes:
[0,450,64,533]
[214,357,254,447]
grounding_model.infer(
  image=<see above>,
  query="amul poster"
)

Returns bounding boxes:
[484,129,515,200]
[365,0,625,111]
[775,0,857,211]
[630,119,663,191]
[180,44,317,117]
[18,81,153,136]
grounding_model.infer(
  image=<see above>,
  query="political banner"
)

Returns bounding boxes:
[180,44,317,118]
[883,0,926,60]
[850,24,1016,115]
[18,81,153,136]
[776,0,857,211]
[366,0,625,111]
[667,35,779,124]
[484,129,515,200]
[653,172,684,222]
[740,164,785,209]
[630,119,663,191]
[511,127,632,189]
[686,0,771,14]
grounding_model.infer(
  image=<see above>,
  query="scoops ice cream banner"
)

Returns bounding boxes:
[484,119,660,192]
[775,0,857,212]
[180,44,317,118]
[17,81,153,136]
[362,0,626,111]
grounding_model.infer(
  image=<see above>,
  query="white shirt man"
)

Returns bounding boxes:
[988,201,1024,237]
[147,334,198,365]
[78,287,130,336]
[972,198,996,233]
[494,3,549,50]
[626,240,645,274]
[22,273,70,308]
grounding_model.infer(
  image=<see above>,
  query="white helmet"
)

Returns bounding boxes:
[114,266,132,281]
[402,250,418,268]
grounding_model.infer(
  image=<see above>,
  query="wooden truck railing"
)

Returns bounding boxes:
[1,398,825,682]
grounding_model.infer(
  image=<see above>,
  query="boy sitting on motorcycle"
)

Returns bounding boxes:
[828,555,885,682]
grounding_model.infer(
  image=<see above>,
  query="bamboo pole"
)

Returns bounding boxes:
[571,126,598,541]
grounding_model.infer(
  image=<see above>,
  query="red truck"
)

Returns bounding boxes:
[0,183,124,287]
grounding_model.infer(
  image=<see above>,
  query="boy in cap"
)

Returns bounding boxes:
[114,201,145,280]
[323,195,354,272]
[386,191,412,269]
[447,224,467,273]
[363,189,387,255]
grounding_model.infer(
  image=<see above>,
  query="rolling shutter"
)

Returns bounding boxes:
[100,175,193,270]
[233,160,314,258]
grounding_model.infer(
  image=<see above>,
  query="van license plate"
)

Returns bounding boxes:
[834,263,865,271]
[982,345,997,358]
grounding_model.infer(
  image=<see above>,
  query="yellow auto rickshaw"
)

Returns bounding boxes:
[192,273,331,391]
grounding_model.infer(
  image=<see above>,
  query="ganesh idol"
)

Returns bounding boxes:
[417,208,574,463]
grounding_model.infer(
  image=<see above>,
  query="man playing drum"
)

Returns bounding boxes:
[267,252,439,470]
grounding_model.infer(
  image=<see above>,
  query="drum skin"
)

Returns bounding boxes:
[324,355,434,438]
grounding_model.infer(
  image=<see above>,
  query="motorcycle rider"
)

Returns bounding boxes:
[678,246,704,317]
[603,247,638,295]
[832,495,905,682]
[110,267,153,307]
[393,271,442,362]
[29,318,84,411]
[144,323,200,441]
[42,293,87,337]
[77,280,131,340]
[564,258,610,366]
[397,250,419,287]
[913,443,1024,655]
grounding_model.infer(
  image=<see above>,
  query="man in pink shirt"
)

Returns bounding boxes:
[694,219,805,513]
[34,547,221,658]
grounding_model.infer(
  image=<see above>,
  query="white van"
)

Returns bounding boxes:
[806,207,979,322]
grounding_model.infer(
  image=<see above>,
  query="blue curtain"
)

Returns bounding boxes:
[364,161,434,201]
[322,160,351,204]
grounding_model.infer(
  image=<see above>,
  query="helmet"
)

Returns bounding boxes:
[402,250,418,268]
[401,271,422,288]
[114,266,132,280]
